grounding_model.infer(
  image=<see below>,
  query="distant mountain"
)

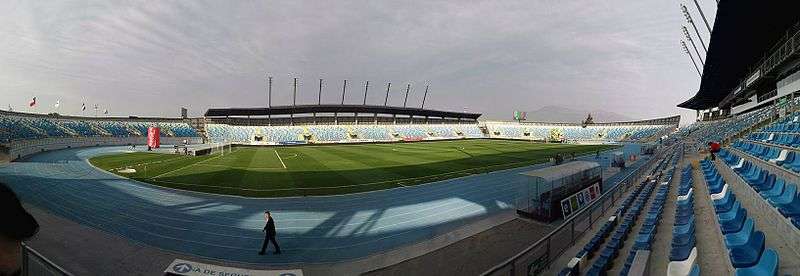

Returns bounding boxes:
[523,105,634,123]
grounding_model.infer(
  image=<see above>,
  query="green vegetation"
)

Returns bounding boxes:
[89,140,616,197]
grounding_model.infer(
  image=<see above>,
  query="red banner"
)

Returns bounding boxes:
[147,127,161,148]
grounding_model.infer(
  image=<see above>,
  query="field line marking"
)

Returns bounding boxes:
[150,148,238,179]
[275,150,287,169]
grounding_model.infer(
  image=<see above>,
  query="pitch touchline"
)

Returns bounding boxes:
[274,149,287,169]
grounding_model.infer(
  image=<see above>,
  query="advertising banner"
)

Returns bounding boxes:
[148,127,161,148]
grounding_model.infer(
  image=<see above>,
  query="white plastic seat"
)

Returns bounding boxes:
[678,188,694,201]
[769,149,789,163]
[667,247,698,276]
[731,159,744,170]
[711,184,729,201]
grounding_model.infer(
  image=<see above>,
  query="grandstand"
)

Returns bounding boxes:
[496,3,800,276]
[0,99,682,275]
[11,2,800,276]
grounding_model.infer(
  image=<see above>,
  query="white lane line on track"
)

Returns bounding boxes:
[274,150,287,169]
[150,148,238,179]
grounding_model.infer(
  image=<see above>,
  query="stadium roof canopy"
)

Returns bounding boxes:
[678,1,800,110]
[204,104,482,120]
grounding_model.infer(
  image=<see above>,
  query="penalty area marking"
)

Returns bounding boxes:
[274,150,287,169]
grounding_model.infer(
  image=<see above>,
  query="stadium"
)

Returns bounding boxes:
[3,1,800,276]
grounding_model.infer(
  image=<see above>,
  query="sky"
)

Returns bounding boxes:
[0,1,718,125]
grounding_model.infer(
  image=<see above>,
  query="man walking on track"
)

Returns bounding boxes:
[259,211,281,255]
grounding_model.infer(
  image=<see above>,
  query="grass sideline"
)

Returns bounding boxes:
[89,139,618,197]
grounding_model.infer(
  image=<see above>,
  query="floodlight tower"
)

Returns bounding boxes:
[403,84,410,108]
[314,79,323,124]
[291,77,297,126]
[681,4,707,53]
[681,40,702,77]
[383,82,391,106]
[267,75,272,126]
[683,26,704,66]
[691,0,713,33]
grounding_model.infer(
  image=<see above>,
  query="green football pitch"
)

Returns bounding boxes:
[90,139,617,197]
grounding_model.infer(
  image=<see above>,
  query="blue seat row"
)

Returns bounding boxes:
[620,166,674,276]
[720,149,800,230]
[589,153,680,276]
[749,132,800,148]
[700,160,779,276]
[667,165,700,276]
[561,152,679,276]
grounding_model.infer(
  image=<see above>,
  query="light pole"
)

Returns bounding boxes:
[692,0,713,33]
[682,4,707,53]
[267,75,272,126]
[683,26,704,66]
[681,40,702,77]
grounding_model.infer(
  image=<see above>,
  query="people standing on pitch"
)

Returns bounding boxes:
[259,211,281,255]
[0,182,40,276]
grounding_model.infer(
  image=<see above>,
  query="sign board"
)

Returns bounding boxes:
[165,259,303,276]
[560,183,601,219]
[147,127,160,148]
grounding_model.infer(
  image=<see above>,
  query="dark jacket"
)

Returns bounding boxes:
[264,217,276,236]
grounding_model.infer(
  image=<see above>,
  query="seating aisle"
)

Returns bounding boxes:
[548,148,680,276]
[685,156,736,275]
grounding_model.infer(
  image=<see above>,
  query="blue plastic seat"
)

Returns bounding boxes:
[669,235,696,261]
[675,213,694,226]
[776,190,800,217]
[720,207,747,235]
[768,183,797,207]
[729,231,765,268]
[718,202,742,220]
[760,178,785,199]
[733,248,778,276]
[753,173,776,192]
[714,190,737,213]
[724,218,755,248]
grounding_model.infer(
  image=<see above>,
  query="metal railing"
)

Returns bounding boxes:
[21,243,73,276]
[481,149,666,276]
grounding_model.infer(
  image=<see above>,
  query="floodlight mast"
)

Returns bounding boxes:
[267,75,272,126]
[682,4,707,53]
[403,84,410,108]
[315,78,322,124]
[421,84,429,109]
[384,82,391,106]
[692,0,713,33]
[681,40,702,77]
[291,78,297,126]
[683,26,705,66]
[363,81,369,105]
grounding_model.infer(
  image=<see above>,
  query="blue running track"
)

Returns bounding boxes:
[0,143,642,264]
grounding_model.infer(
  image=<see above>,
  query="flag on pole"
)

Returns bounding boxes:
[54,100,60,109]
[29,97,36,107]
[81,103,86,111]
